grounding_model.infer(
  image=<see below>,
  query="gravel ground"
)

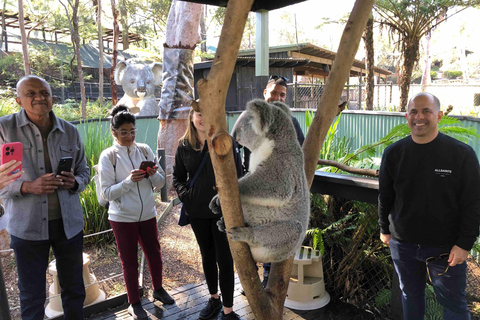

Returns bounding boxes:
[1,193,205,320]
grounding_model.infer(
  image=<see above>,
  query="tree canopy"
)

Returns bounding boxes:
[374,0,480,111]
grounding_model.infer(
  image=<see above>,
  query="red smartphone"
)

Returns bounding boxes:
[139,160,156,178]
[1,142,23,179]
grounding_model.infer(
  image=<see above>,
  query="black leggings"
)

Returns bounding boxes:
[189,216,235,307]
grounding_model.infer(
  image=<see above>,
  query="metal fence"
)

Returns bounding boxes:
[287,83,480,113]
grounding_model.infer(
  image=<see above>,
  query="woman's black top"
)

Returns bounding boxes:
[173,139,243,219]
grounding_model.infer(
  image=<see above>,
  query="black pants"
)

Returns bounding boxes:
[10,219,85,320]
[189,216,235,308]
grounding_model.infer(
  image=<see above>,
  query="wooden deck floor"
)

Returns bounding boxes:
[86,276,376,320]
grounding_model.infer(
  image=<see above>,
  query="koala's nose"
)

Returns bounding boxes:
[137,79,146,91]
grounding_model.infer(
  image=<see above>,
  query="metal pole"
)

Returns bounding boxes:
[157,149,168,202]
[0,259,12,320]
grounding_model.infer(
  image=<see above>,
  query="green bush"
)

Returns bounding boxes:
[53,100,112,121]
[80,120,114,245]
[444,70,463,79]
[430,71,437,79]
[0,89,20,117]
[0,54,24,84]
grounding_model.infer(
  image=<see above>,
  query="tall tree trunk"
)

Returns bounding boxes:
[196,0,375,319]
[200,5,207,60]
[95,0,104,104]
[303,0,374,188]
[119,0,129,50]
[110,0,119,105]
[0,1,6,59]
[421,30,432,92]
[60,0,86,117]
[363,16,374,110]
[157,0,202,189]
[398,37,420,111]
[18,0,30,75]
[71,0,87,120]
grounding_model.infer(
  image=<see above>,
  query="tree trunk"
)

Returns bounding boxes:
[363,16,374,110]
[398,37,420,111]
[421,31,432,92]
[157,0,202,188]
[110,0,119,105]
[71,0,87,120]
[303,0,375,188]
[96,0,104,104]
[0,1,6,59]
[195,0,375,318]
[18,0,30,75]
[119,0,129,50]
[200,5,207,60]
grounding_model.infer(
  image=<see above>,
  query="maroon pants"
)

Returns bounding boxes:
[110,217,163,304]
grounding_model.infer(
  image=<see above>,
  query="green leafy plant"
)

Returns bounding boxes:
[79,120,113,245]
[444,70,463,79]
[305,228,324,255]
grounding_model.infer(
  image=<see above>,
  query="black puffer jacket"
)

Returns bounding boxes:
[173,139,243,219]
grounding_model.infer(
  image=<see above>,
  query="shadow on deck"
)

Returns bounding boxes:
[86,276,376,320]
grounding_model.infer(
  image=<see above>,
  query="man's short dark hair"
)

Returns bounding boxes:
[266,75,288,89]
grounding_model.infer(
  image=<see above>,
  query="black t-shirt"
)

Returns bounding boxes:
[378,132,480,250]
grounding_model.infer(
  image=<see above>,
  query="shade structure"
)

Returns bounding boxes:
[180,0,307,11]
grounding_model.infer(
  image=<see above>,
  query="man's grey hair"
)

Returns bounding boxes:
[407,92,441,111]
[16,75,52,97]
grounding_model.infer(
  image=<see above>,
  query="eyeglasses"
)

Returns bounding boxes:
[269,75,289,83]
[114,129,138,137]
[426,253,450,283]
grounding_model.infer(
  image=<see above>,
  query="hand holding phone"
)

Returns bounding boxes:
[139,160,156,178]
[1,142,23,180]
[56,157,73,176]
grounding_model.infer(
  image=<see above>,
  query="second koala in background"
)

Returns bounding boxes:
[210,99,310,263]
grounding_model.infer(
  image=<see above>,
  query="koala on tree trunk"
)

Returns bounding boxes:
[210,99,310,263]
[114,60,162,116]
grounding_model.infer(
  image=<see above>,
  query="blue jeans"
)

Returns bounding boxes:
[390,238,470,320]
[10,219,85,320]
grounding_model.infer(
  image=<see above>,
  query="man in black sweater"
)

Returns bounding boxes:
[378,92,480,319]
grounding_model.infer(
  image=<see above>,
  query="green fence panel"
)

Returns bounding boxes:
[291,110,480,160]
[72,111,480,161]
[74,117,160,152]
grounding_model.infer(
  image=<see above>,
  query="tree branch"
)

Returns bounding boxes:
[303,0,375,189]
[317,159,378,177]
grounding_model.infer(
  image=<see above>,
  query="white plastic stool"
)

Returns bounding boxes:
[284,246,330,310]
[45,253,105,317]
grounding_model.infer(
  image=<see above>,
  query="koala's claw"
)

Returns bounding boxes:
[217,217,226,233]
[209,195,222,215]
[228,227,253,243]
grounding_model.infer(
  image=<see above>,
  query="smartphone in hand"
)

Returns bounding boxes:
[56,157,73,176]
[1,142,23,179]
[139,160,156,178]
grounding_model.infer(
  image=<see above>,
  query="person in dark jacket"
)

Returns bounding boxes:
[378,92,480,319]
[173,107,243,320]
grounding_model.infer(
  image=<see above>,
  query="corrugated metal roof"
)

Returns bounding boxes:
[10,35,138,69]
[238,43,392,77]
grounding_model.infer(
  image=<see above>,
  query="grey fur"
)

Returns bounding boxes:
[209,99,310,263]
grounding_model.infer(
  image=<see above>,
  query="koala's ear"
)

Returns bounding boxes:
[114,60,128,85]
[150,62,163,86]
[247,99,274,134]
[271,101,292,117]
